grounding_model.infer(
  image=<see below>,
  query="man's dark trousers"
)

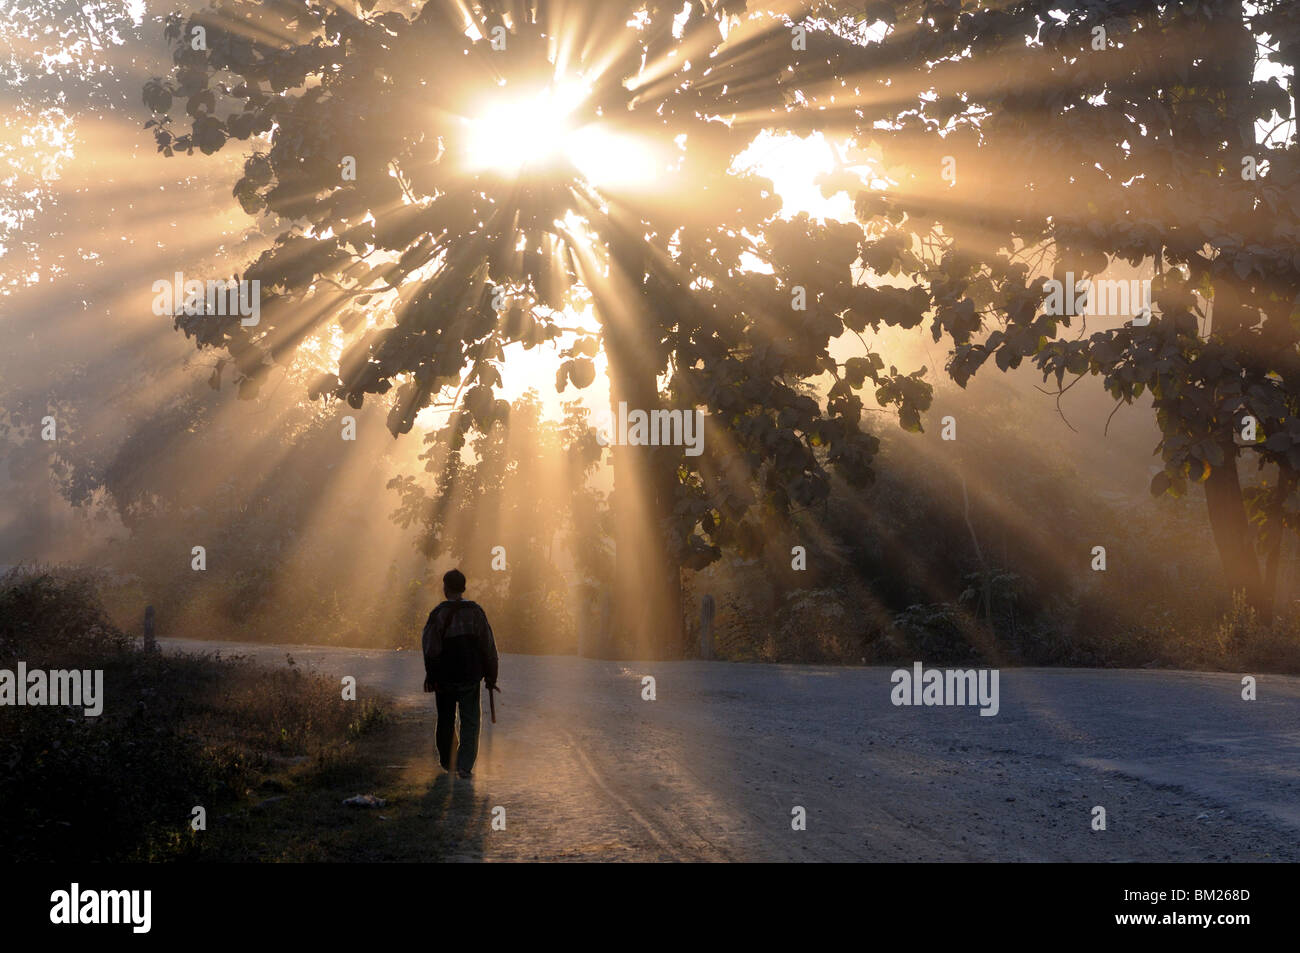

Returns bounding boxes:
[435,681,482,772]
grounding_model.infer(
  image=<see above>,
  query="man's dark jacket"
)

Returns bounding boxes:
[423,599,499,687]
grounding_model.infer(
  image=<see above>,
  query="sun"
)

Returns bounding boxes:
[462,84,579,175]
[461,80,657,189]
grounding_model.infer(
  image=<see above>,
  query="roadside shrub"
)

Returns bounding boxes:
[0,567,390,861]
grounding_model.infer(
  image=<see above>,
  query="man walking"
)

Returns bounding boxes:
[422,568,499,779]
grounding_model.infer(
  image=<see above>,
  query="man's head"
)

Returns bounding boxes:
[443,568,467,600]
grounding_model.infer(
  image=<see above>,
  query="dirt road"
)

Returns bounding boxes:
[162,639,1300,861]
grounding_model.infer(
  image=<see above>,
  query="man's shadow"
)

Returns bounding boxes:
[413,735,494,860]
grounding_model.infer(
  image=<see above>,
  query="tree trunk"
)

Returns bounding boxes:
[1203,443,1268,617]
[959,474,993,631]
[1193,1,1273,619]
[592,227,685,660]
[602,329,684,659]
[1260,470,1296,625]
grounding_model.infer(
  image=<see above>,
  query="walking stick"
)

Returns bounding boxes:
[488,685,497,724]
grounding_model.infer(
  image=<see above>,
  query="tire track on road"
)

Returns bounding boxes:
[561,727,706,861]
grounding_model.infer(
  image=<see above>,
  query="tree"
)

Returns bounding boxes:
[145,0,933,657]
[388,392,607,653]
[794,0,1300,619]
[1,0,148,285]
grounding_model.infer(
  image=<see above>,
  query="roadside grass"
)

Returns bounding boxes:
[174,708,490,862]
[0,567,393,862]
